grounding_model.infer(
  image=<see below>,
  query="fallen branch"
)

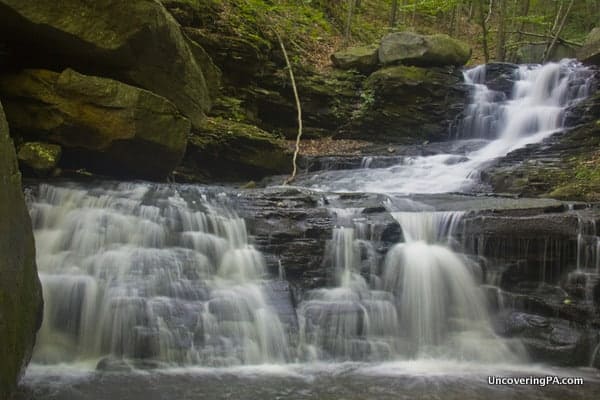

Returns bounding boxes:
[504,30,582,47]
[273,29,303,185]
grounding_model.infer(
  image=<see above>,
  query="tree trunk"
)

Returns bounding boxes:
[495,0,506,61]
[543,0,574,63]
[344,0,355,47]
[390,0,398,27]
[478,0,490,63]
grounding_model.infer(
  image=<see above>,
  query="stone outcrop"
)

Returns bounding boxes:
[0,101,43,399]
[0,69,190,179]
[0,0,220,127]
[339,65,467,142]
[177,117,292,181]
[378,32,471,67]
[331,45,380,73]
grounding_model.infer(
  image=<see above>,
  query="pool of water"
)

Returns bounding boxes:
[16,361,600,400]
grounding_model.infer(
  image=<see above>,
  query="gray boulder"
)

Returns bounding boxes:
[378,32,471,67]
[331,45,380,73]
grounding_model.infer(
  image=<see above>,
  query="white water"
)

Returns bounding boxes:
[297,209,525,362]
[29,183,289,367]
[299,60,593,194]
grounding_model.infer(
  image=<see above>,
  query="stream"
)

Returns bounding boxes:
[16,60,600,399]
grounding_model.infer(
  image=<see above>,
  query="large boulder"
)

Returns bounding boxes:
[177,117,292,181]
[0,69,190,179]
[331,45,380,73]
[578,27,600,66]
[338,65,468,143]
[379,32,471,67]
[0,0,220,127]
[0,100,43,399]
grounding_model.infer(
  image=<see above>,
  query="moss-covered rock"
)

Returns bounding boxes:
[17,142,61,177]
[338,65,467,142]
[0,100,43,400]
[177,117,292,181]
[331,45,380,73]
[379,32,471,67]
[0,0,220,127]
[0,68,190,179]
[253,69,364,139]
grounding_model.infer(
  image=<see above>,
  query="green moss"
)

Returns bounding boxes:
[548,155,600,201]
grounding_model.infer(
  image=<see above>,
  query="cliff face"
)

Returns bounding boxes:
[0,100,43,398]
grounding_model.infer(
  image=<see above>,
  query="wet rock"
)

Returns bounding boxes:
[331,45,380,73]
[17,141,61,177]
[0,100,43,399]
[378,32,471,67]
[96,357,134,373]
[0,0,219,126]
[0,69,190,180]
[483,63,519,95]
[497,312,590,366]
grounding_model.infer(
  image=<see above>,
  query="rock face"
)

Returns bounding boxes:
[339,65,467,142]
[177,117,292,181]
[253,69,364,139]
[0,69,191,180]
[0,0,220,127]
[17,142,61,177]
[579,27,600,66]
[0,101,43,399]
[378,32,471,67]
[331,45,380,73]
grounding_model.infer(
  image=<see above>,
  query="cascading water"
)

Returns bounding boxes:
[297,208,400,361]
[18,61,600,399]
[296,60,594,194]
[297,208,524,362]
[28,183,290,367]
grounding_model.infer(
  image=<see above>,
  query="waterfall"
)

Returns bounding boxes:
[382,212,524,361]
[28,183,290,367]
[297,208,525,362]
[297,59,594,194]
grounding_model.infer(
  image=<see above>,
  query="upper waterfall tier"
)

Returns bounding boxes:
[293,60,594,194]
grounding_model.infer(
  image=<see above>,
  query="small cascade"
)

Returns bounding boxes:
[297,208,398,361]
[28,183,290,367]
[381,212,523,361]
[298,208,525,362]
[565,210,600,305]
